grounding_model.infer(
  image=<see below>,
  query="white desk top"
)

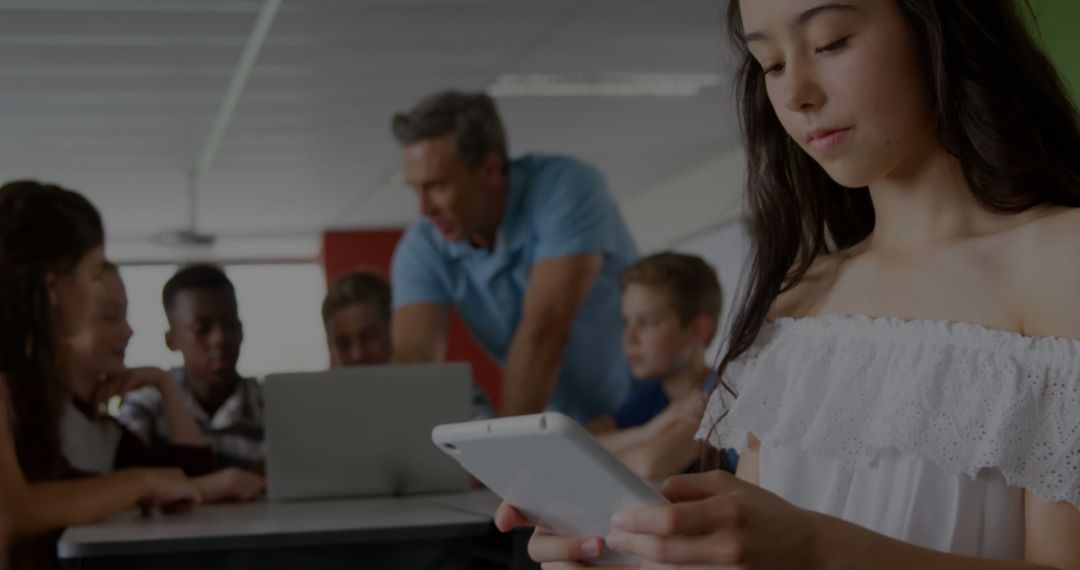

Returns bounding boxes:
[423,489,502,518]
[58,494,493,559]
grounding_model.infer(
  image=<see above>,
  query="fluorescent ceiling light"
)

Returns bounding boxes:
[0,1,267,13]
[0,65,313,79]
[0,33,313,48]
[488,72,722,98]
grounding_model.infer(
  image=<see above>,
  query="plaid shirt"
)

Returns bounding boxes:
[117,367,265,472]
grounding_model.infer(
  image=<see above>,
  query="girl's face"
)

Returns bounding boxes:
[68,270,133,376]
[50,245,106,341]
[741,0,938,188]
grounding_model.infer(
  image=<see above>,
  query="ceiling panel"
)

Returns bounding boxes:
[0,0,739,262]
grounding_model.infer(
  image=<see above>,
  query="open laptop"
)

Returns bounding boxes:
[264,363,472,502]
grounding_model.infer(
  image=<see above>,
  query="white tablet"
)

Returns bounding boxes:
[432,412,669,566]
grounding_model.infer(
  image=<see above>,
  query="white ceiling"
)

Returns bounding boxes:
[0,0,742,262]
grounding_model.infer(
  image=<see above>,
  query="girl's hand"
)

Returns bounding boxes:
[137,468,203,514]
[93,367,171,413]
[494,502,635,569]
[605,470,821,569]
[193,468,265,503]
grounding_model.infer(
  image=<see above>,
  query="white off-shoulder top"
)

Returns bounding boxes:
[698,315,1080,560]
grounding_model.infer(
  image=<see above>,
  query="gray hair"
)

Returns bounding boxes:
[391,90,509,168]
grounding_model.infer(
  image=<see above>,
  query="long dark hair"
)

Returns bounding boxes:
[713,0,1080,425]
[0,180,104,482]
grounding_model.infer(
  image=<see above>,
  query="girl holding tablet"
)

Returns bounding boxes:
[497,0,1080,567]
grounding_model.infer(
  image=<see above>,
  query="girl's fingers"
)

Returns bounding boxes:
[528,529,604,563]
[661,470,741,503]
[612,495,742,535]
[607,529,742,566]
[494,502,532,532]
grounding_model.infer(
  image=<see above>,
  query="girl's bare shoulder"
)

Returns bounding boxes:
[1011,206,1080,338]
[767,252,849,320]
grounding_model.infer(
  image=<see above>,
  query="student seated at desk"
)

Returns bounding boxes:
[323,268,496,419]
[118,265,265,473]
[0,180,201,570]
[322,268,393,367]
[588,252,737,479]
[63,262,264,503]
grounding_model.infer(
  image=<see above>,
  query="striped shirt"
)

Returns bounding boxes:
[117,367,265,472]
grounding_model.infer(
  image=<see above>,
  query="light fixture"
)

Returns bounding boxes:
[487,72,722,98]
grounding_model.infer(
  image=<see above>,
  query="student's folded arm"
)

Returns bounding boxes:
[114,391,159,444]
[499,253,603,417]
[585,414,616,435]
[153,371,210,448]
[615,419,700,481]
[105,368,208,448]
[596,424,656,455]
[391,302,448,362]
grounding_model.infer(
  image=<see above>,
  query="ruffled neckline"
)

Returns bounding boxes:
[765,314,1080,354]
[698,312,1080,508]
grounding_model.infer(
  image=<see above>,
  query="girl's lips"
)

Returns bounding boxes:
[807,127,852,155]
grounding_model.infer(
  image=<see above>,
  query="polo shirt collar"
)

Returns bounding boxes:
[174,367,248,430]
[445,157,529,260]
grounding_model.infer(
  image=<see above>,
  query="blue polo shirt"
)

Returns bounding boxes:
[391,154,639,422]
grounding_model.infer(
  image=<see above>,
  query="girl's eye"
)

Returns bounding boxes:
[815,36,849,54]
[763,62,785,76]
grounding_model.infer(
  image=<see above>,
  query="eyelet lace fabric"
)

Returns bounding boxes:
[697,314,1080,508]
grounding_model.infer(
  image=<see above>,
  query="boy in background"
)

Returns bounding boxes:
[589,252,735,479]
[321,268,393,367]
[322,268,494,418]
[119,264,265,473]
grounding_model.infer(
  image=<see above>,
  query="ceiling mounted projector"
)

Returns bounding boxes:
[152,229,217,248]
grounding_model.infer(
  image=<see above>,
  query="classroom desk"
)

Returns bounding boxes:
[58,492,537,569]
[423,489,504,519]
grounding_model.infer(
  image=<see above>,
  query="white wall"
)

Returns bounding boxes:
[622,147,746,253]
[672,220,751,357]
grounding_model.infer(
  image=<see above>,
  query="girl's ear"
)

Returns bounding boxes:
[44,271,61,308]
